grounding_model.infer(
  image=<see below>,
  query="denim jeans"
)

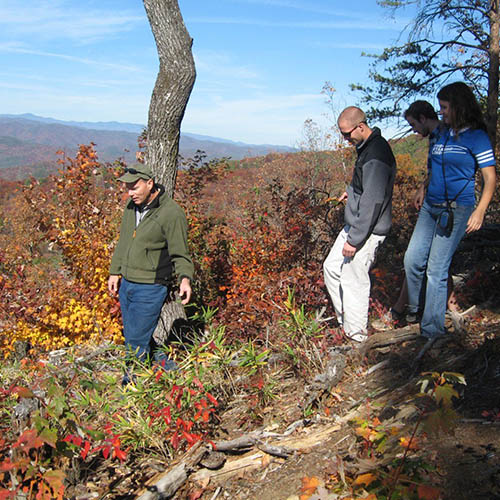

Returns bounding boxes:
[119,278,168,360]
[404,200,473,338]
[324,226,386,337]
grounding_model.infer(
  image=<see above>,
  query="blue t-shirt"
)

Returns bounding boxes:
[426,127,495,206]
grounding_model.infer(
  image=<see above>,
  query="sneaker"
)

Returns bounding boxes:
[345,331,368,343]
[156,357,178,372]
[405,311,419,324]
[372,308,404,331]
[121,371,137,387]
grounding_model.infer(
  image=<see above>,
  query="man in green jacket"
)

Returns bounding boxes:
[108,164,193,375]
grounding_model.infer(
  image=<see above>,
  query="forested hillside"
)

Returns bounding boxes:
[0,116,296,180]
[0,139,499,499]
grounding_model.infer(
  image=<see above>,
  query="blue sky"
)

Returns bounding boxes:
[0,0,413,146]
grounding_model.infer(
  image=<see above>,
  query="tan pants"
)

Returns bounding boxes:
[323,227,385,338]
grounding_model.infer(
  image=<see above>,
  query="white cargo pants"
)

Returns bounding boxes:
[323,226,385,339]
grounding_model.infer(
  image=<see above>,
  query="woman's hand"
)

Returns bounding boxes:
[466,208,485,233]
[467,165,496,233]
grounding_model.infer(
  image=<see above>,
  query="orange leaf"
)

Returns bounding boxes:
[354,473,377,487]
[417,485,441,500]
[400,436,419,450]
[300,476,320,499]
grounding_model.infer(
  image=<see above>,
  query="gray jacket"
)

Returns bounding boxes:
[344,127,396,248]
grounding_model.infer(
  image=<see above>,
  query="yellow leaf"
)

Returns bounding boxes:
[354,473,377,487]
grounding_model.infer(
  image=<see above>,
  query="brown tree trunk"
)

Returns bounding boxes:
[143,0,196,197]
[487,0,499,150]
[143,0,195,343]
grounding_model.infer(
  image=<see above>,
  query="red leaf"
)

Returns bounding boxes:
[0,489,16,500]
[80,440,91,460]
[192,377,205,391]
[113,446,127,462]
[189,489,204,500]
[206,392,218,406]
[0,459,17,472]
[12,386,34,398]
[12,429,44,450]
[171,432,180,450]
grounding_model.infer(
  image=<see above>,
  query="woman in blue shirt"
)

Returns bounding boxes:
[404,82,496,340]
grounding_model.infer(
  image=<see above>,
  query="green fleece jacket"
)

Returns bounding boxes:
[109,187,194,285]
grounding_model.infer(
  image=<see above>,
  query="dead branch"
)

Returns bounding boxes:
[136,463,187,500]
[136,442,208,499]
[255,441,293,458]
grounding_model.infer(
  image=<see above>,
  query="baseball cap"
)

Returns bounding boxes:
[117,164,154,183]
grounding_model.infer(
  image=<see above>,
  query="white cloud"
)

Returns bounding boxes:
[194,51,260,81]
[0,42,142,73]
[188,16,403,31]
[0,0,144,43]
[225,0,411,28]
[183,92,324,145]
[309,41,389,51]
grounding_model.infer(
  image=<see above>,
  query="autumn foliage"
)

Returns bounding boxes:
[0,136,452,355]
[1,136,499,498]
[0,144,123,355]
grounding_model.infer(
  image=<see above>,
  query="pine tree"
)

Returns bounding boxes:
[352,0,499,147]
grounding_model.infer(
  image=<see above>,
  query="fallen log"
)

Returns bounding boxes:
[359,325,420,356]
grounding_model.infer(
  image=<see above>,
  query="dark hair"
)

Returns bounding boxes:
[404,100,438,121]
[437,82,486,132]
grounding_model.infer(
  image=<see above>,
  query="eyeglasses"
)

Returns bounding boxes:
[340,122,363,138]
[124,167,151,178]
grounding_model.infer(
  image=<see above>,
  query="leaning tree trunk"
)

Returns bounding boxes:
[143,0,196,344]
[143,0,196,197]
[487,0,499,150]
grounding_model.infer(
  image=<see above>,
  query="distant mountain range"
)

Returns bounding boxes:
[0,114,296,180]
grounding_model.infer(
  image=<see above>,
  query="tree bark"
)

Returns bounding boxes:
[143,0,196,343]
[487,0,499,149]
[143,0,196,197]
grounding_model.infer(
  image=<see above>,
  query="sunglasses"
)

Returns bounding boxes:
[340,122,364,138]
[124,167,151,178]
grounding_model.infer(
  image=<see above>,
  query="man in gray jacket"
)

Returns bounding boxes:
[323,106,396,342]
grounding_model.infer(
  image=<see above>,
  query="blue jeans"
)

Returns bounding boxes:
[119,278,168,360]
[404,200,473,338]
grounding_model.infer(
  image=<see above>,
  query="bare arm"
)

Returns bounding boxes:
[466,165,496,233]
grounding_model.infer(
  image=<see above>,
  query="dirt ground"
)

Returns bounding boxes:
[174,309,500,500]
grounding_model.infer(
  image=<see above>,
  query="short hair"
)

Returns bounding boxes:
[338,106,366,127]
[404,100,438,121]
[437,82,486,132]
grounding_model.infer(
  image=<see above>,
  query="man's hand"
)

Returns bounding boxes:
[338,191,348,203]
[179,277,192,305]
[108,275,121,296]
[342,241,357,258]
[413,184,425,210]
